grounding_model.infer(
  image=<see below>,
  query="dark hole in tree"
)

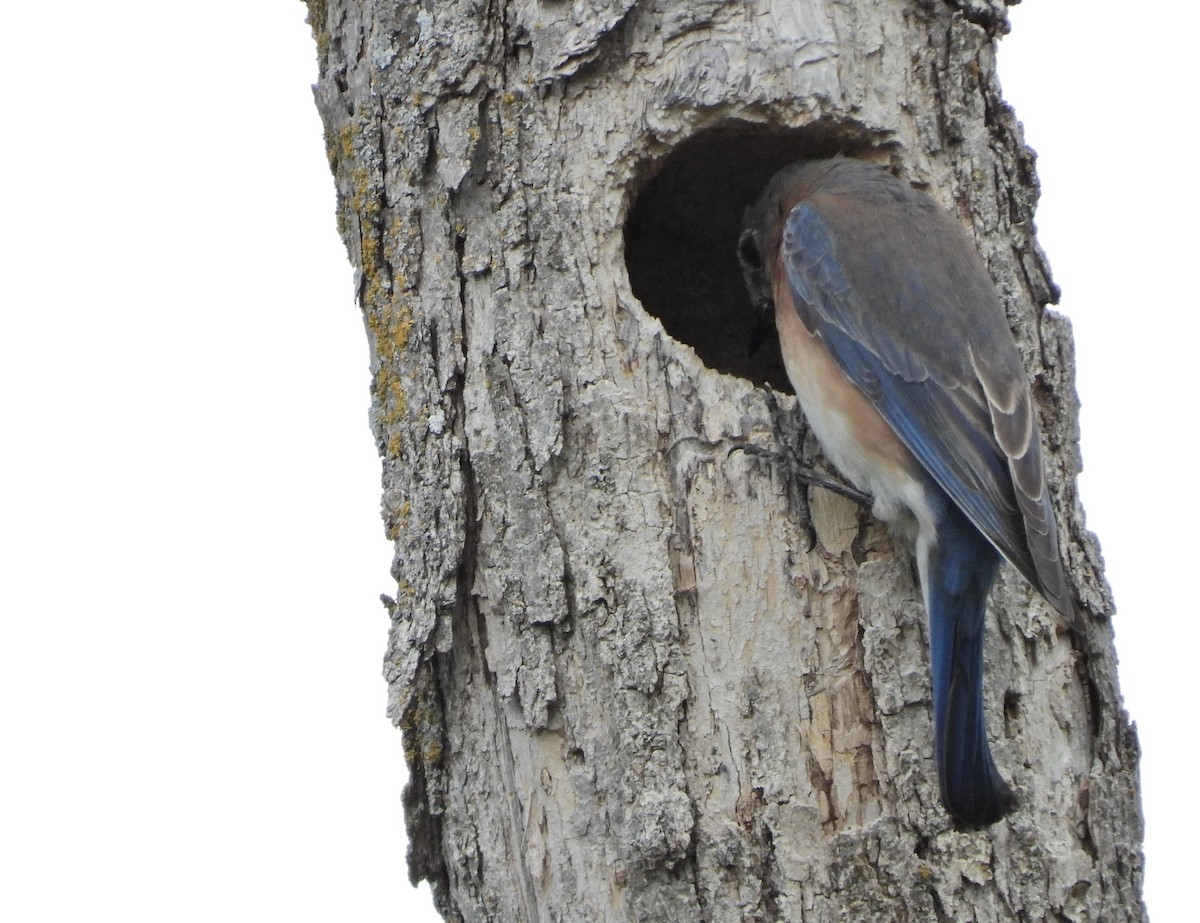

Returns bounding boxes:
[624,120,883,393]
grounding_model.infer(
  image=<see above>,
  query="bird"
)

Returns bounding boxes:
[737,158,1073,828]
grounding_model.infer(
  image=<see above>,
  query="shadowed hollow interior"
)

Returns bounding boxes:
[623,120,884,393]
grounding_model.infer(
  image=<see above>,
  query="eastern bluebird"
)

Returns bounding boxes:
[738,158,1073,828]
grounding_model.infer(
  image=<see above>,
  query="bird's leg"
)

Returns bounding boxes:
[733,443,870,506]
[757,388,872,507]
[729,390,873,552]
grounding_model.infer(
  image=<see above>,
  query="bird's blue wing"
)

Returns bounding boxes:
[780,200,1040,588]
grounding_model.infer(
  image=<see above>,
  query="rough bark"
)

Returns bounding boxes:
[306,1,1144,920]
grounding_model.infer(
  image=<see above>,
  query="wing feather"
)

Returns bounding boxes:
[778,188,1069,614]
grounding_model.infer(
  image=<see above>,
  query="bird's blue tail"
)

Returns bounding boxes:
[925,504,1016,828]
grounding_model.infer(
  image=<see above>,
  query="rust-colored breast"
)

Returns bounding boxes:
[773,274,922,500]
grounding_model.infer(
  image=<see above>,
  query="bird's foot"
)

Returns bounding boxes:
[729,443,871,553]
[732,443,871,507]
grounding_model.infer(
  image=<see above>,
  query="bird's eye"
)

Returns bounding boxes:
[738,230,763,270]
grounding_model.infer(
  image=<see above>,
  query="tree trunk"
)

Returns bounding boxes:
[306,1,1144,920]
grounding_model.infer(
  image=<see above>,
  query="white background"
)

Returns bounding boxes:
[2,3,1190,920]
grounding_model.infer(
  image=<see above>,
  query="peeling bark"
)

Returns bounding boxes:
[306,1,1144,920]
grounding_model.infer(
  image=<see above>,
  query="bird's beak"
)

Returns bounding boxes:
[748,303,776,355]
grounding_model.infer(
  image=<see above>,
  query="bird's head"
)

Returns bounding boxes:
[737,223,773,316]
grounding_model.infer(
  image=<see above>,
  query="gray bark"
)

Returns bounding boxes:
[306,0,1144,920]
